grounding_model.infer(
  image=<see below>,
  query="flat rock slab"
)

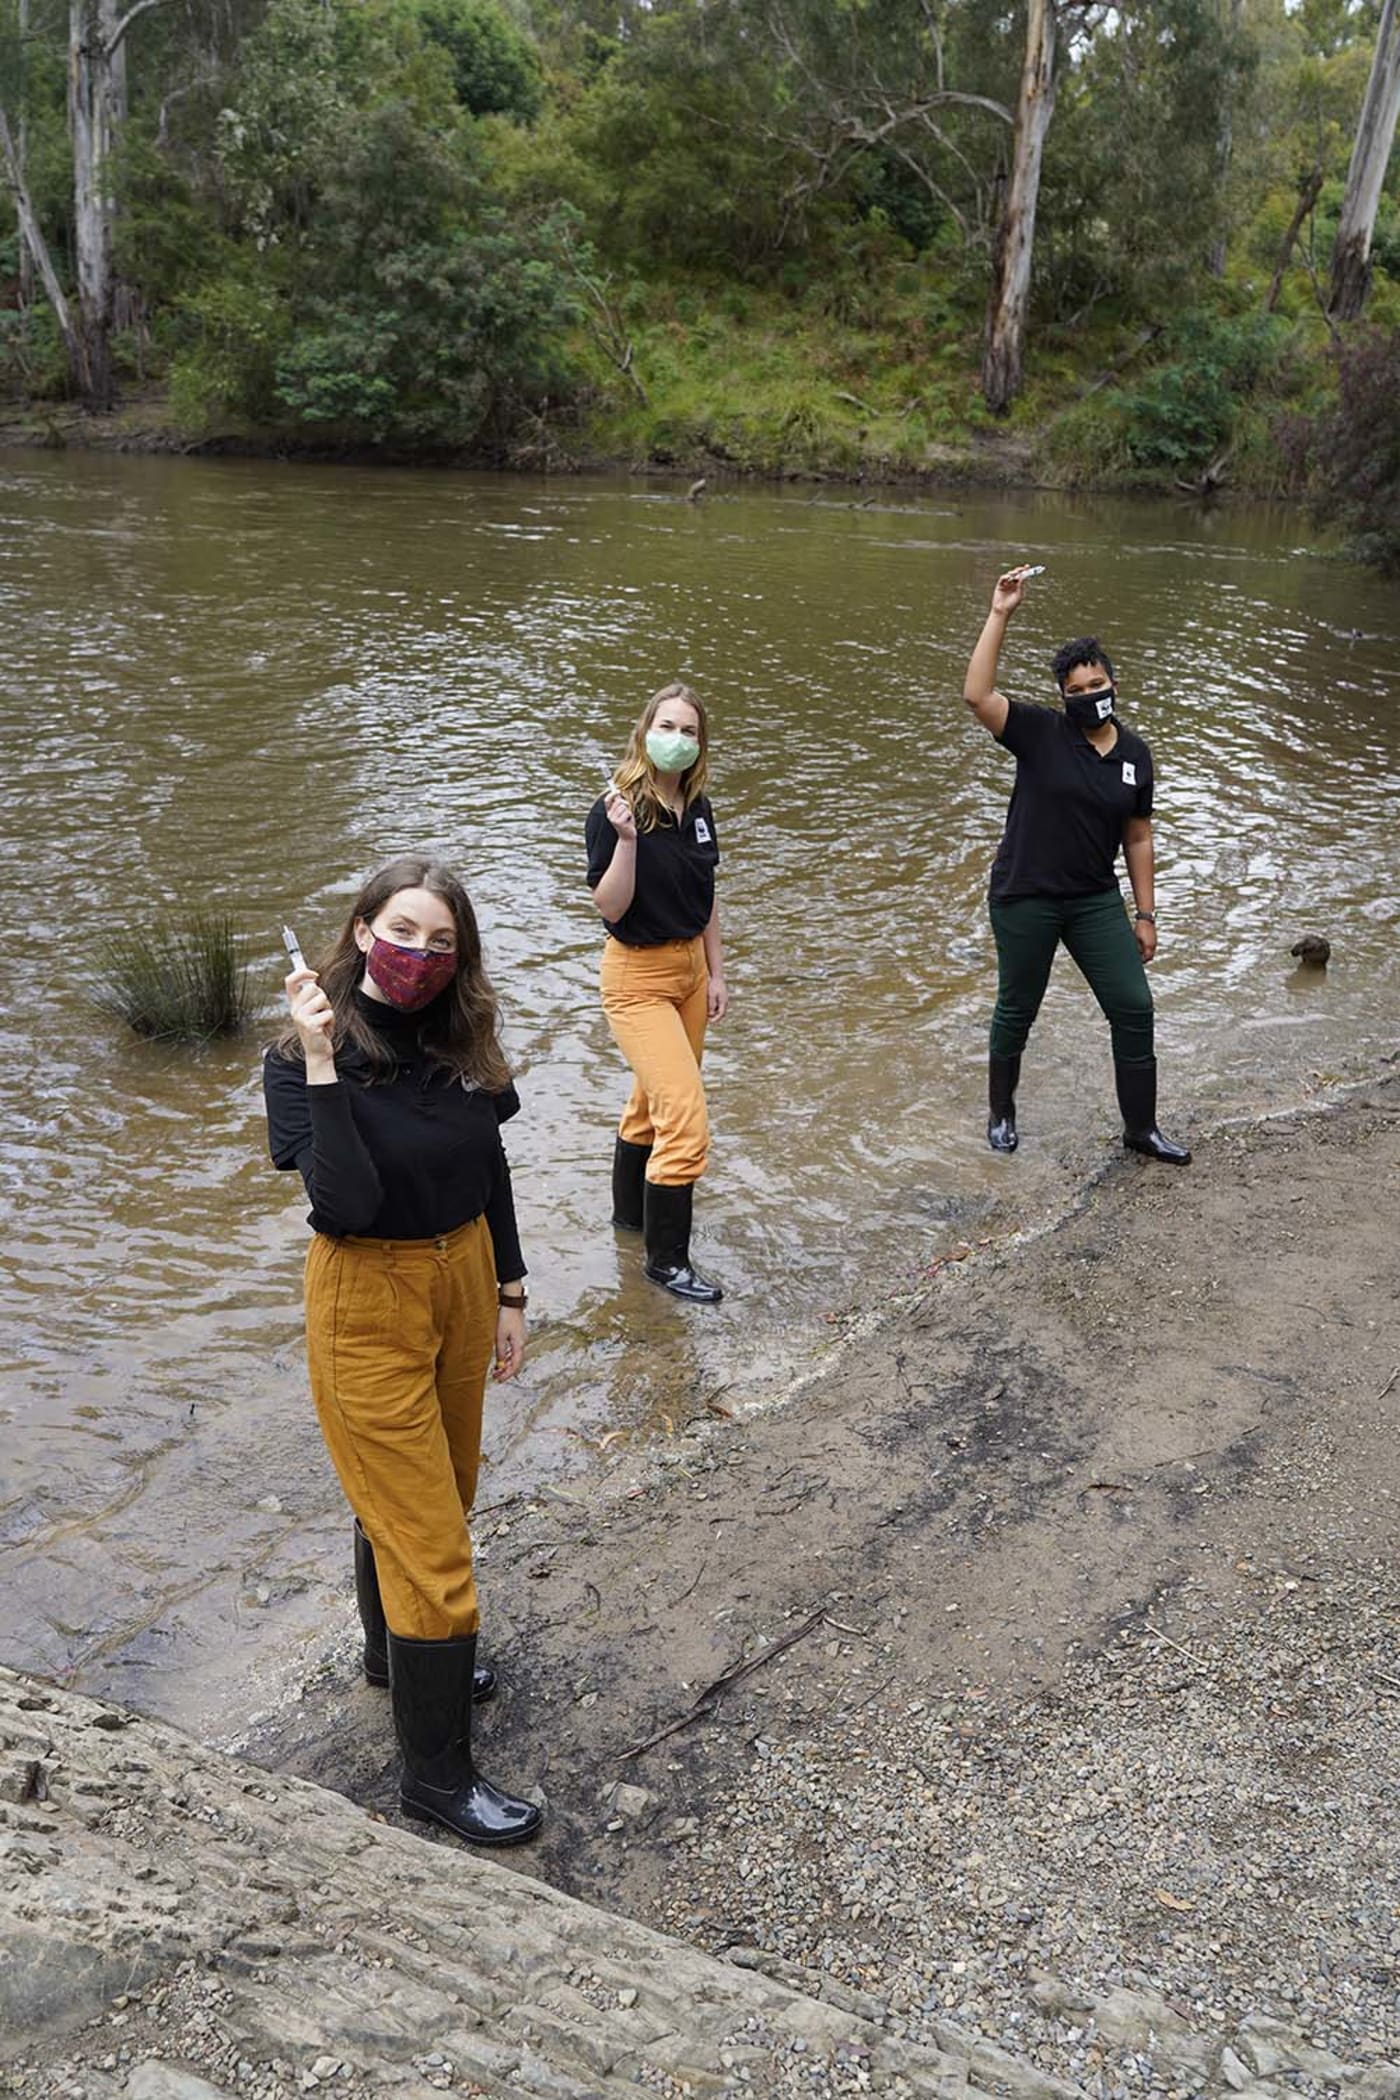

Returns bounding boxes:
[0,1666,1079,2100]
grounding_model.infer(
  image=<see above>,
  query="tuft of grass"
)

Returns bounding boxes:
[91,911,254,1042]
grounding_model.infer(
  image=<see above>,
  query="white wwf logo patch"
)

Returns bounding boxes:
[1121,761,1137,786]
[694,817,713,844]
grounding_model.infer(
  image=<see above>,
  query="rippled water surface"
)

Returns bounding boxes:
[4,453,1398,1736]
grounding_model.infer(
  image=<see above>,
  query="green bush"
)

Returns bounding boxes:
[413,0,543,117]
[1111,312,1286,471]
[0,303,73,400]
[168,270,292,427]
[1307,326,1400,575]
[91,914,255,1042]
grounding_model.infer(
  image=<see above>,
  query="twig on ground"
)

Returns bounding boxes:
[1376,1365,1398,1401]
[617,1607,828,1760]
[474,1495,524,1519]
[670,1555,711,1608]
[1143,1624,1209,1670]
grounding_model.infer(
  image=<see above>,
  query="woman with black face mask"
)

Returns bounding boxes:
[962,566,1191,1164]
[263,854,544,1850]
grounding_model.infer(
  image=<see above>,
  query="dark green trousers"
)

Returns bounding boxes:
[988,890,1154,1065]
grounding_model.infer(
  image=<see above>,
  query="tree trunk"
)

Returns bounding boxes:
[1207,0,1243,276]
[0,104,91,391]
[1265,165,1324,313]
[982,0,1057,415]
[1327,0,1400,322]
[17,0,33,306]
[69,0,123,409]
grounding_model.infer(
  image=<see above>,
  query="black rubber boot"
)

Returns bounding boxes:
[388,1630,542,1847]
[355,1521,496,1701]
[643,1180,723,1303]
[987,1052,1021,1154]
[1115,1058,1192,1165]
[611,1136,652,1231]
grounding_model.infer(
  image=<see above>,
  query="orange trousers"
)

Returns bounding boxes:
[600,934,710,1185]
[303,1215,496,1640]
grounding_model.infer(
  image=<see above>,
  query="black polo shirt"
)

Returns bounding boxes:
[989,700,1154,902]
[585,793,720,945]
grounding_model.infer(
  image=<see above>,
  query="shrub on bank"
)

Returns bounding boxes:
[91,914,254,1042]
[1037,309,1295,486]
[1298,326,1400,577]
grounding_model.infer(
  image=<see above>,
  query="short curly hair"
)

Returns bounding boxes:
[1051,636,1115,690]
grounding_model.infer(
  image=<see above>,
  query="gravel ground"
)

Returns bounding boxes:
[652,1558,1399,2096]
[253,1077,1400,2100]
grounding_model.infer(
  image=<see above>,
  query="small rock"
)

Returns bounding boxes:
[1219,2045,1251,2090]
[124,2066,236,2100]
[610,1783,652,1820]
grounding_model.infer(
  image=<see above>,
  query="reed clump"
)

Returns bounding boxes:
[91,912,254,1042]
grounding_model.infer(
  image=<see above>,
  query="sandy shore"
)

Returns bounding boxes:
[241,1069,1400,2095]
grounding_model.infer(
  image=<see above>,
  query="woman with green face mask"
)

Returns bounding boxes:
[584,681,727,1301]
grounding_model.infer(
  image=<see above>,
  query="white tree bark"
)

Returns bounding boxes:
[17,0,33,305]
[1328,0,1400,322]
[982,0,1057,414]
[0,103,90,390]
[67,0,163,408]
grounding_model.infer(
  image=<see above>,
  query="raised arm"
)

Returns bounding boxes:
[265,970,385,1234]
[589,789,639,922]
[964,568,1036,738]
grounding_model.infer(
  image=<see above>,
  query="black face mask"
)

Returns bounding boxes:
[1063,684,1116,731]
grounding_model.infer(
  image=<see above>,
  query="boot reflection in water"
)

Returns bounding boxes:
[586,680,729,1300]
[961,568,1193,1166]
[263,854,543,1846]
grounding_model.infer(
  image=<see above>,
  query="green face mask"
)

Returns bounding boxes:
[645,728,700,773]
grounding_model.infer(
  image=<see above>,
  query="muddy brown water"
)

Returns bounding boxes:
[3,451,1398,1740]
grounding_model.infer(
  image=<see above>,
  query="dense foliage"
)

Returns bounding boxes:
[1,0,1398,548]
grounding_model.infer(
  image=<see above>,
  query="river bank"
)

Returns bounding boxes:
[241,1070,1400,2098]
[4,1072,1397,2097]
[0,388,1046,491]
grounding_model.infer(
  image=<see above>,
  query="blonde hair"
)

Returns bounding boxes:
[612,682,710,833]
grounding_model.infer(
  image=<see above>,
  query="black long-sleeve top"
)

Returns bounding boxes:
[262,992,526,1282]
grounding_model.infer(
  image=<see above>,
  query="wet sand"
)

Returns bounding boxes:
[245,1067,1400,2088]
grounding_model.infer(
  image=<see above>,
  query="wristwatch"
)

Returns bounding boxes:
[1134,910,1157,924]
[498,1284,528,1310]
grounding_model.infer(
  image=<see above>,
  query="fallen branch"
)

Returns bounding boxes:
[617,1607,828,1761]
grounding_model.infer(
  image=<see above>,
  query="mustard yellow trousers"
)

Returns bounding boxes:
[304,1215,496,1640]
[600,934,710,1185]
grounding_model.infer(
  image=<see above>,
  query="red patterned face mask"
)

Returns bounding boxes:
[366,935,458,1012]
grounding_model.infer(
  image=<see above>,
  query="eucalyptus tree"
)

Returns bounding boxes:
[1328,0,1400,317]
[981,0,1061,412]
[1,0,169,404]
[68,0,167,405]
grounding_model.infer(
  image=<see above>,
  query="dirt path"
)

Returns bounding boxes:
[251,1074,1400,2091]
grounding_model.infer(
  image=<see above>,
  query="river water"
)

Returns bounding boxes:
[3,452,1398,1741]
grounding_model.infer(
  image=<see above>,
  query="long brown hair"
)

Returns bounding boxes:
[612,681,710,834]
[274,855,512,1091]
